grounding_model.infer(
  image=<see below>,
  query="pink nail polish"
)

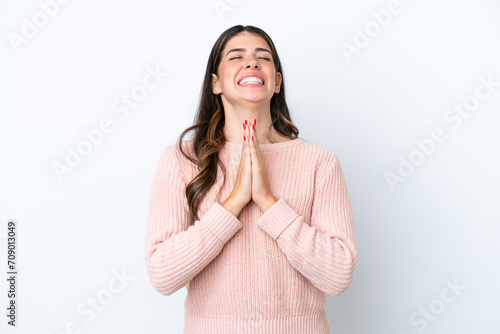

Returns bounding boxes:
[245,120,248,125]
[243,135,246,141]
[243,123,246,130]
[252,136,254,141]
[252,123,255,130]
[254,119,256,125]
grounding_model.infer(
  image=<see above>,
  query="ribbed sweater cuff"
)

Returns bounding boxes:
[257,198,299,240]
[201,202,242,243]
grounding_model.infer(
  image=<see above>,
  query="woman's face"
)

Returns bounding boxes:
[211,31,282,105]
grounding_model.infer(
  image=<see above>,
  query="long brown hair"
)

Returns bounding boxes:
[176,25,299,225]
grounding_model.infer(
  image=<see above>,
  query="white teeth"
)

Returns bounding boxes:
[239,77,263,85]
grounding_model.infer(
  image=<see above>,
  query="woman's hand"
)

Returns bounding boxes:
[244,119,277,213]
[222,121,253,216]
[222,118,277,217]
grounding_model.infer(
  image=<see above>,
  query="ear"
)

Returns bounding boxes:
[275,72,282,93]
[211,73,221,95]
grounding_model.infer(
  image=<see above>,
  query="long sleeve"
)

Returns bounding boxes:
[256,152,357,296]
[144,145,243,296]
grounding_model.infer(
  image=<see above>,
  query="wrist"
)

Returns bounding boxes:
[222,196,245,217]
[260,196,277,213]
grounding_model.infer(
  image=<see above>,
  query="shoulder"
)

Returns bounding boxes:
[297,139,343,181]
[298,138,340,165]
[155,140,197,176]
[160,140,196,161]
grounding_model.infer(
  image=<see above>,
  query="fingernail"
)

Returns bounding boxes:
[243,123,246,130]
[245,119,248,124]
[243,135,246,141]
[254,119,256,125]
[252,123,255,130]
[252,136,254,141]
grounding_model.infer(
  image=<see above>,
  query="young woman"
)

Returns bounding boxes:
[145,25,357,334]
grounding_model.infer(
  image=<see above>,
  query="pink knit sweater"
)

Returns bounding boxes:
[144,137,357,334]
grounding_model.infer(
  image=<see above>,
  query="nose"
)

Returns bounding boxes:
[245,55,260,69]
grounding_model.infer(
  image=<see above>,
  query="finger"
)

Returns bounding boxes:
[243,120,251,167]
[244,119,250,152]
[241,121,249,166]
[250,118,262,163]
[249,118,256,163]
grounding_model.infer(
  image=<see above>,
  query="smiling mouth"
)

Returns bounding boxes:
[238,77,264,86]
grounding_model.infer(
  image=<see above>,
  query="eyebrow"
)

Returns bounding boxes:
[225,48,272,58]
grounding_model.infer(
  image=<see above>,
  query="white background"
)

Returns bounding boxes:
[1,0,499,333]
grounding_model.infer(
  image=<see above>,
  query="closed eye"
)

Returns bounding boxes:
[229,57,271,61]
